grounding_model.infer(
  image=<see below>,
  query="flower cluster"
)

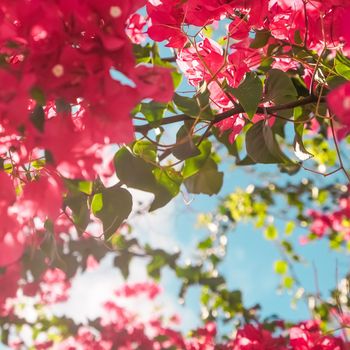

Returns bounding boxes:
[0,0,174,298]
[305,197,350,244]
[0,0,173,178]
[148,0,350,140]
[232,321,345,350]
[5,278,349,350]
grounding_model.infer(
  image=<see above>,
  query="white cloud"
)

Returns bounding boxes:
[128,189,180,251]
[51,254,198,331]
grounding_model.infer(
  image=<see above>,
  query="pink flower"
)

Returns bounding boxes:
[126,13,147,44]
[86,255,99,271]
[290,321,344,350]
[39,268,71,304]
[0,231,25,267]
[133,65,174,103]
[0,262,21,305]
[0,171,15,208]
[229,17,250,41]
[327,82,350,127]
[232,323,286,350]
[177,38,225,87]
[19,173,63,221]
[115,282,161,300]
[216,115,245,144]
[147,0,187,48]
[53,326,111,350]
[272,58,300,72]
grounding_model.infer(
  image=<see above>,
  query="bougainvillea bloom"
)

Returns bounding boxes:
[0,0,176,275]
[289,321,344,350]
[327,82,350,126]
[232,324,287,350]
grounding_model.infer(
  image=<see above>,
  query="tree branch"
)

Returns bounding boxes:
[135,95,326,134]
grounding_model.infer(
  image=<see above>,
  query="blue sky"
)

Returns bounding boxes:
[92,162,349,330]
[174,164,350,325]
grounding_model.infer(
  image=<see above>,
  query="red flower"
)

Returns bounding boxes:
[0,263,21,305]
[290,321,344,350]
[0,231,25,267]
[133,65,174,103]
[39,268,71,304]
[126,13,147,44]
[327,82,350,126]
[177,38,225,87]
[19,173,63,221]
[232,324,287,350]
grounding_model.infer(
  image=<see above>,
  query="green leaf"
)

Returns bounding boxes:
[285,221,296,236]
[184,158,223,195]
[172,123,201,161]
[317,190,328,205]
[63,179,93,235]
[274,260,288,275]
[91,193,103,214]
[326,75,348,90]
[194,82,214,120]
[174,87,213,120]
[335,52,350,80]
[114,148,182,211]
[265,69,298,102]
[197,237,213,250]
[264,225,278,240]
[30,105,45,132]
[32,159,46,169]
[183,139,212,178]
[153,168,182,198]
[140,101,167,124]
[147,255,166,280]
[133,43,152,63]
[265,69,297,117]
[114,252,133,279]
[133,140,157,162]
[212,128,239,158]
[171,69,183,89]
[78,181,93,195]
[294,131,313,161]
[250,30,270,49]
[236,155,256,166]
[174,93,200,116]
[294,29,304,45]
[114,148,157,192]
[246,121,292,164]
[30,87,46,106]
[150,172,183,211]
[281,240,293,253]
[55,98,71,114]
[293,107,313,161]
[227,72,263,118]
[278,163,301,175]
[64,192,90,236]
[93,186,132,240]
[283,276,294,289]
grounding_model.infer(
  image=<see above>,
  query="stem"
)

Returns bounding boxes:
[135,95,325,134]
